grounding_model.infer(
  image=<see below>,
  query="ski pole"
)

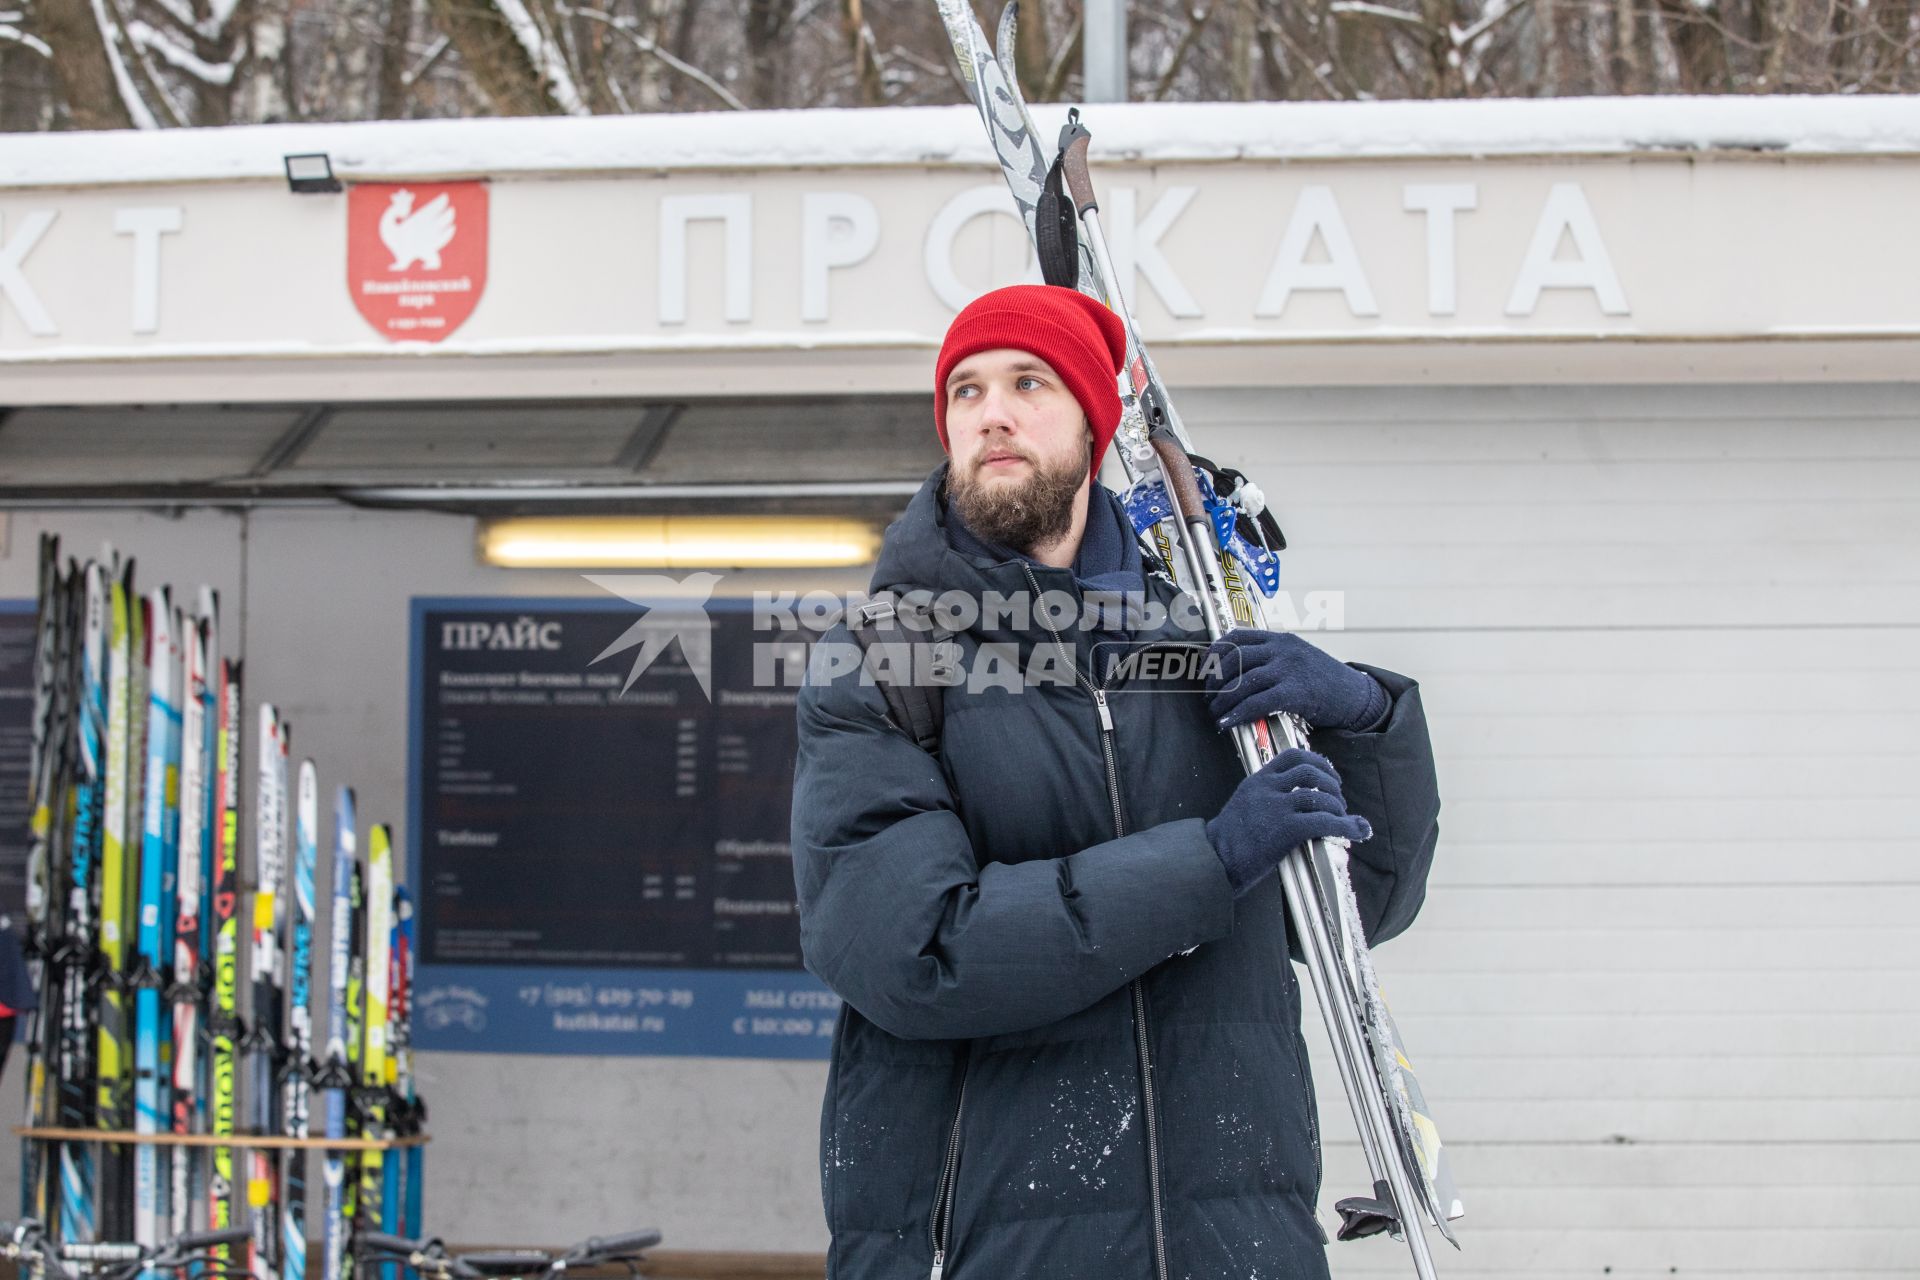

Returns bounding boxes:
[1054,118,1444,1280]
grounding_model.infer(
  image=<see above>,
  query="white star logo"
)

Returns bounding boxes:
[584,572,722,700]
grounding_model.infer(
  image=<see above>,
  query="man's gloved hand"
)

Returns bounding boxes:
[1205,629,1389,733]
[1205,747,1372,898]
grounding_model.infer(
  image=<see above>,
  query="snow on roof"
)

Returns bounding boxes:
[5,95,1919,190]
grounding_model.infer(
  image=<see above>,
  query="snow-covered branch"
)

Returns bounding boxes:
[194,0,240,42]
[127,17,236,83]
[1329,2,1428,31]
[86,0,160,127]
[0,21,52,56]
[401,32,451,87]
[1451,0,1532,50]
[489,0,590,115]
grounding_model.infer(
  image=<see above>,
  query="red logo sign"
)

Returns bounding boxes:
[347,182,488,342]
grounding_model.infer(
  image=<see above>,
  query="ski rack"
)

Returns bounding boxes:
[17,538,428,1266]
[931,4,1463,1277]
[17,1128,429,1153]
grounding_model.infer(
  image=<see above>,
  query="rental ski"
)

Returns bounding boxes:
[133,589,178,1255]
[245,705,288,1280]
[207,659,244,1262]
[281,760,319,1280]
[391,886,421,1254]
[56,558,108,1245]
[170,591,217,1237]
[356,826,393,1249]
[22,536,63,1227]
[319,787,358,1280]
[95,559,135,1242]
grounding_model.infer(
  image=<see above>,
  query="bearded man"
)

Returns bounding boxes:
[790,284,1441,1280]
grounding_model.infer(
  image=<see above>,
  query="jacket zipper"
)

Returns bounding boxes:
[1131,982,1170,1280]
[1022,565,1172,1280]
[929,1073,968,1279]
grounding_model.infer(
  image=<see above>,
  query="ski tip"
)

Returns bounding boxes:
[996,1,1018,54]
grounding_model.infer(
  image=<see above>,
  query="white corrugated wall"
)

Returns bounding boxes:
[1183,382,1919,1277]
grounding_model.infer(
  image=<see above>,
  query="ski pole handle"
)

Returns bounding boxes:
[1149,437,1210,533]
[1059,111,1096,214]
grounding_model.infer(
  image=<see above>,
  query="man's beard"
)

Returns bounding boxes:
[948,439,1089,551]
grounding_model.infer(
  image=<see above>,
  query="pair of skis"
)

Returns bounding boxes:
[243,703,321,1280]
[170,594,217,1247]
[930,8,1463,1276]
[21,540,99,1246]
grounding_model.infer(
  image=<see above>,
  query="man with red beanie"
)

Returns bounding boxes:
[792,285,1441,1279]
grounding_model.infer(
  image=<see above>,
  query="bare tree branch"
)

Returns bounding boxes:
[1153,2,1213,98]
[567,3,747,107]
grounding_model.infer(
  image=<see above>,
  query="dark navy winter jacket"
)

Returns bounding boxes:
[791,466,1441,1280]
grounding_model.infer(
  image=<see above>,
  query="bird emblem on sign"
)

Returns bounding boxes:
[347,180,489,342]
[378,189,457,271]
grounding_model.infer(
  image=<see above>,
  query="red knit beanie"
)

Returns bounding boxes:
[935,284,1128,473]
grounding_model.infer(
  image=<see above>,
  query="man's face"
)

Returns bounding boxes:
[943,347,1092,550]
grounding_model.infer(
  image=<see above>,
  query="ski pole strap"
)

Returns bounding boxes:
[847,593,951,758]
[1035,158,1080,290]
[1035,111,1096,290]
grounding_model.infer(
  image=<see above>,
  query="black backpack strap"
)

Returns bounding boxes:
[847,592,948,758]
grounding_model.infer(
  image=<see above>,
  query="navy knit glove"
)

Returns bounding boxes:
[1206,629,1390,733]
[1205,747,1372,898]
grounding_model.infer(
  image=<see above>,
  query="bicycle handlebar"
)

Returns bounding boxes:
[58,1243,143,1264]
[357,1228,660,1276]
[170,1228,253,1255]
[0,1220,255,1280]
[570,1230,663,1261]
[356,1232,428,1259]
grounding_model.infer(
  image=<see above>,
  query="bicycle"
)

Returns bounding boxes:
[356,1228,663,1280]
[0,1220,252,1280]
